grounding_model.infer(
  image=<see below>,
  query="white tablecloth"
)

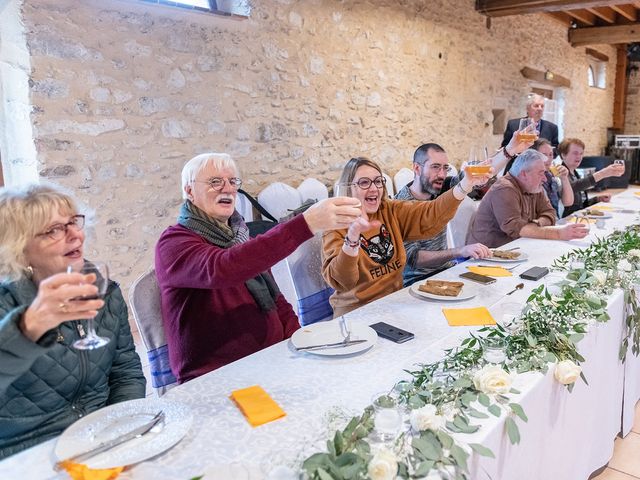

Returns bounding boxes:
[2,190,640,480]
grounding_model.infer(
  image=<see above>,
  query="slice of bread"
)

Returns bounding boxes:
[418,279,464,297]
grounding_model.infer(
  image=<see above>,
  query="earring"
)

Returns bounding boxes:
[25,265,34,278]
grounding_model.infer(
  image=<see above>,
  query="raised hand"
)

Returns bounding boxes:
[303,197,363,233]
[20,272,103,342]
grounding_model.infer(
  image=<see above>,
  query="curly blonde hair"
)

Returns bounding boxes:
[0,183,79,282]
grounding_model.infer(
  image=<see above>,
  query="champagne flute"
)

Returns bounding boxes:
[67,261,110,350]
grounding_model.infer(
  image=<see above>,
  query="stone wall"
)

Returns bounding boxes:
[17,0,618,298]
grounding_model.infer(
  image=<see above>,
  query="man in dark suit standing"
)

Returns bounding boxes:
[501,94,559,173]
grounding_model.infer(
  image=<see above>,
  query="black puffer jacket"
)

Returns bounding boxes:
[0,276,146,459]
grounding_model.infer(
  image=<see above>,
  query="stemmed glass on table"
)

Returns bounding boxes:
[66,261,110,350]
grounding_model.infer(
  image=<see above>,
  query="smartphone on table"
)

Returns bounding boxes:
[369,322,415,344]
[459,272,497,285]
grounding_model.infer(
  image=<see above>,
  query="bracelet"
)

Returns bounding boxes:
[503,146,517,161]
[343,235,359,248]
[456,182,471,195]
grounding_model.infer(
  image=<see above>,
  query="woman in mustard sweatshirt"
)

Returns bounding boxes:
[322,157,489,316]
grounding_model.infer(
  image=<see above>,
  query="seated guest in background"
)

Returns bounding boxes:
[322,156,490,316]
[559,138,625,218]
[0,184,145,459]
[534,138,573,217]
[467,149,589,248]
[394,132,533,286]
[155,153,361,383]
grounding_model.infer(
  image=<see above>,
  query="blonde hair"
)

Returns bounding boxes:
[338,156,389,202]
[0,183,79,282]
[181,153,239,199]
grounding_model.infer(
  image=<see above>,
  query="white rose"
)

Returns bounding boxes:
[409,404,446,432]
[592,270,607,285]
[554,360,581,385]
[473,365,513,394]
[619,259,633,272]
[367,449,398,480]
[628,249,640,258]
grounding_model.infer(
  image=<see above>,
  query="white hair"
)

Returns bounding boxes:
[510,149,546,177]
[180,153,239,199]
[526,94,545,108]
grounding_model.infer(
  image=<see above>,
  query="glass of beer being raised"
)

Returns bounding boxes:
[465,146,491,176]
[517,118,538,142]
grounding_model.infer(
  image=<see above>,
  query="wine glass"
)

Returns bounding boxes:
[67,261,110,350]
[517,118,538,142]
[466,146,490,177]
[334,183,355,199]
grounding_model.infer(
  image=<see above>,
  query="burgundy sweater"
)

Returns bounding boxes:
[154,214,312,383]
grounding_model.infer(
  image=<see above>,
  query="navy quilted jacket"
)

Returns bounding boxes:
[0,277,146,459]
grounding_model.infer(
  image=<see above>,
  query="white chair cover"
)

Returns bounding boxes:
[383,172,394,197]
[447,196,480,249]
[129,268,177,396]
[297,178,328,202]
[447,164,459,177]
[257,182,302,221]
[394,168,414,193]
[236,190,254,222]
[285,233,334,325]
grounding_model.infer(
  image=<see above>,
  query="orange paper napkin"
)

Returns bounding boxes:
[58,461,124,480]
[230,385,286,427]
[442,307,496,326]
[467,266,512,277]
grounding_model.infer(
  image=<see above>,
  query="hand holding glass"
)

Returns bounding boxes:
[66,261,110,350]
[517,118,538,142]
[465,146,491,176]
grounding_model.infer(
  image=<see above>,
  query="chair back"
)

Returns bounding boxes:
[447,164,459,177]
[285,233,334,325]
[129,268,177,396]
[236,190,254,222]
[257,182,302,220]
[447,196,480,249]
[383,172,394,197]
[393,168,414,193]
[298,178,328,202]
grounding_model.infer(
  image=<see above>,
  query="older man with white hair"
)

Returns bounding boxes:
[466,149,589,248]
[155,153,362,383]
[501,94,559,174]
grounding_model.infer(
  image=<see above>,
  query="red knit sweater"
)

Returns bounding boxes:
[155,214,312,383]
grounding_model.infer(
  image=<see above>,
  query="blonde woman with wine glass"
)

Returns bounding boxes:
[0,183,145,459]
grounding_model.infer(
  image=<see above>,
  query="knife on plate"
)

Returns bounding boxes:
[296,339,367,351]
[54,410,164,469]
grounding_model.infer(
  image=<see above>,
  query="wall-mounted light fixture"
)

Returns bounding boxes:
[545,70,555,81]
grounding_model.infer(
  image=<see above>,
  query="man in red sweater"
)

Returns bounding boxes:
[155,153,361,383]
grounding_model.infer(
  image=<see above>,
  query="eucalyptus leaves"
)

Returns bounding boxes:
[303,225,640,480]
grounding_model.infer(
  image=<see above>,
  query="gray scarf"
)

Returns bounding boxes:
[177,201,280,312]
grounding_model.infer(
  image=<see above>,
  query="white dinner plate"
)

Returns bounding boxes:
[291,321,377,356]
[484,252,529,263]
[55,398,192,469]
[410,281,478,302]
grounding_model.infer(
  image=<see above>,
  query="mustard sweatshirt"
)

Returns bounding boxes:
[322,189,462,316]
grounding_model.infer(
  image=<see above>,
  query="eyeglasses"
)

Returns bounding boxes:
[426,163,452,173]
[194,177,243,191]
[36,215,85,241]
[353,176,386,190]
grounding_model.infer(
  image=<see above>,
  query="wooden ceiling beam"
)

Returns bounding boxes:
[586,47,610,61]
[586,6,617,22]
[521,66,571,87]
[546,11,575,25]
[476,0,626,17]
[611,3,637,20]
[567,8,597,24]
[569,23,640,45]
